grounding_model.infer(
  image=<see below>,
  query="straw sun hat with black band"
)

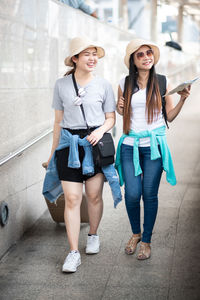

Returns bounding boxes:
[124,38,160,69]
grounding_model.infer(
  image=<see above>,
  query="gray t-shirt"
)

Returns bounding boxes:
[52,74,116,129]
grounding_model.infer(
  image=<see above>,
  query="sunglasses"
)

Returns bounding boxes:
[136,49,154,60]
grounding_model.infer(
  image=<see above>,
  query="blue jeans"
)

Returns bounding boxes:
[121,144,163,243]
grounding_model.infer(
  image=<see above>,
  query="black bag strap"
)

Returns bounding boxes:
[72,72,91,134]
[157,74,169,128]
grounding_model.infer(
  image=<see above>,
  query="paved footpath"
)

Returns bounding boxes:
[0,84,200,300]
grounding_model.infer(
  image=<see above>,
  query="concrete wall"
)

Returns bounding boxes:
[0,0,198,258]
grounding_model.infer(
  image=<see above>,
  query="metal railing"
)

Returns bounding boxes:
[0,128,52,167]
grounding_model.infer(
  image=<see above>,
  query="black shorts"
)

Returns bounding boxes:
[56,128,103,183]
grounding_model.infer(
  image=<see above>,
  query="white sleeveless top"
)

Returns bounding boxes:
[119,77,167,147]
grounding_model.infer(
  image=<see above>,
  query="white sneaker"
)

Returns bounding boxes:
[62,251,81,273]
[86,235,100,254]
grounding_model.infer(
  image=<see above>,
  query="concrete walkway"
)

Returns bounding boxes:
[0,84,200,300]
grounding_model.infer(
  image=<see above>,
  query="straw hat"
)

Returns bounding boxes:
[124,38,160,68]
[64,37,105,67]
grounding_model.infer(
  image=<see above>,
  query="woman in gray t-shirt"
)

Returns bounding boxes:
[47,37,116,273]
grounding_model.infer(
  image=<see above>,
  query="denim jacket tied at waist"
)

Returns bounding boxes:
[42,128,122,208]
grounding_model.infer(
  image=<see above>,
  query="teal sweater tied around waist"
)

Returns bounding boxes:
[115,126,176,187]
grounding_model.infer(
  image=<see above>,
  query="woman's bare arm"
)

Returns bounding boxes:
[165,83,191,122]
[87,112,116,146]
[47,110,64,165]
[117,85,124,115]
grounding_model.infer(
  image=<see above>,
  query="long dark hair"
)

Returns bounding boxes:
[64,54,79,76]
[123,53,162,134]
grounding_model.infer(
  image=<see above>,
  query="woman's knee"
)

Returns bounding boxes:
[87,192,102,205]
[65,193,82,209]
[142,185,159,202]
[125,197,140,209]
[143,191,158,205]
[125,189,141,207]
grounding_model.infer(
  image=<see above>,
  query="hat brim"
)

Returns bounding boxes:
[64,45,105,67]
[124,41,160,69]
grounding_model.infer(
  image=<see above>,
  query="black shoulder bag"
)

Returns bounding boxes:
[72,73,115,167]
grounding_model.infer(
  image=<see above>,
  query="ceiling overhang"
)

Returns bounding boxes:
[159,0,200,21]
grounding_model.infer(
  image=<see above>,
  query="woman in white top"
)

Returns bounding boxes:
[47,37,116,272]
[116,39,190,260]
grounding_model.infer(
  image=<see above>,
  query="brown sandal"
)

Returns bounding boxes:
[125,235,141,255]
[137,242,151,260]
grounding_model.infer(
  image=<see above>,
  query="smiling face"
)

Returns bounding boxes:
[133,45,154,71]
[72,47,98,72]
